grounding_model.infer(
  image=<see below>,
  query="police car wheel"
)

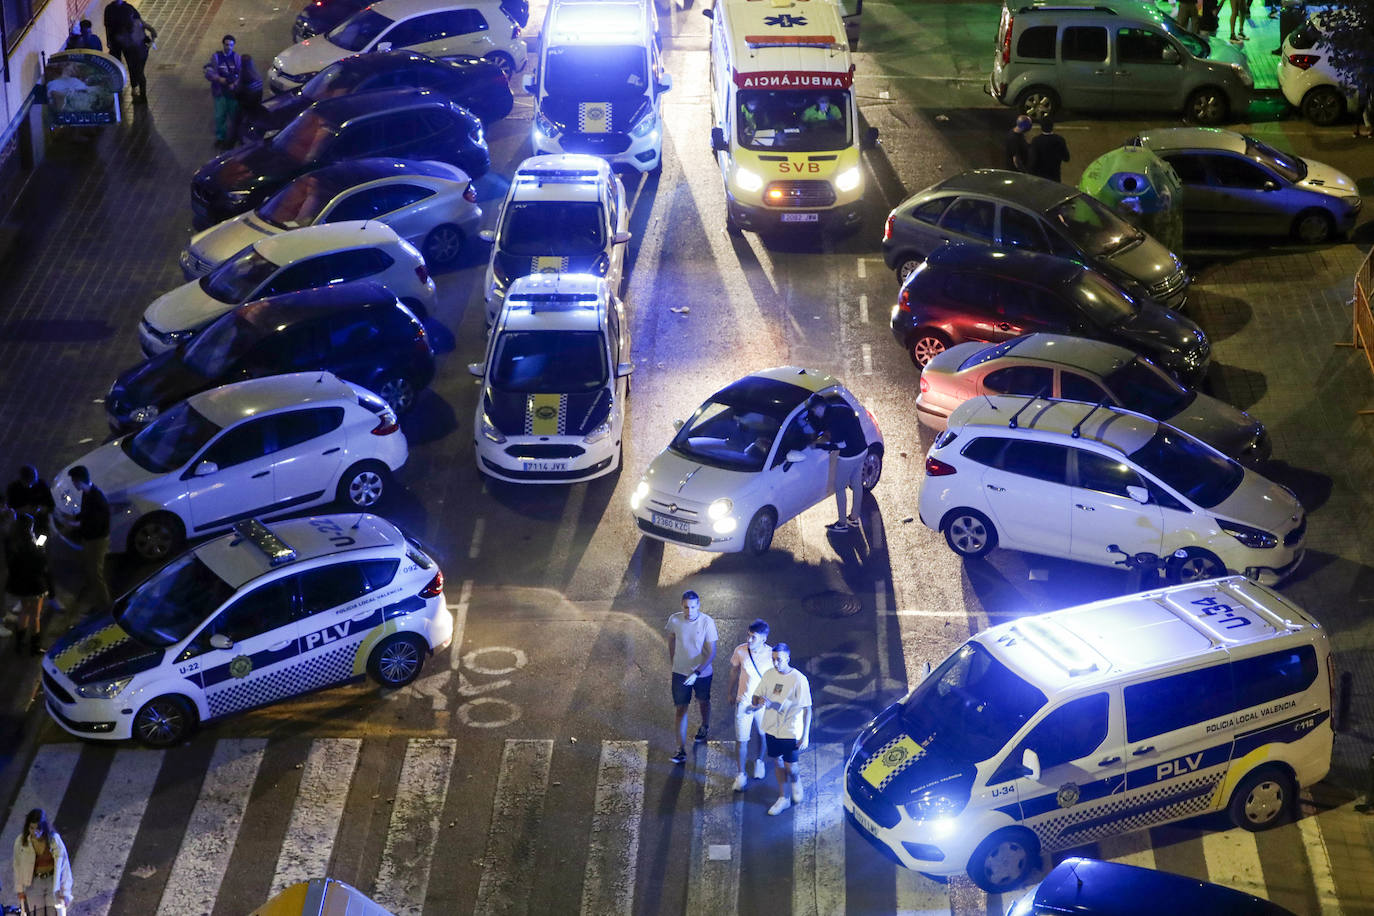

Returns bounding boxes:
[967,828,1039,894]
[338,461,389,509]
[369,633,428,688]
[1229,767,1294,831]
[133,695,195,748]
[131,513,186,562]
[744,507,777,556]
[942,509,997,559]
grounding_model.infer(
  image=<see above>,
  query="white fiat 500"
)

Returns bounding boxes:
[631,367,884,554]
[41,514,451,746]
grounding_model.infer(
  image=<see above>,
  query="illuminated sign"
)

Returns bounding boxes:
[732,69,853,89]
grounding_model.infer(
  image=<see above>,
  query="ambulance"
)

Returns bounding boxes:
[704,0,877,231]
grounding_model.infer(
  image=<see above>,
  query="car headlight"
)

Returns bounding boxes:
[1341,195,1362,209]
[583,418,612,444]
[75,676,133,699]
[903,792,968,821]
[1218,519,1278,549]
[735,167,763,193]
[535,110,561,140]
[629,111,657,139]
[225,190,252,203]
[835,166,862,193]
[712,517,738,534]
[157,327,196,347]
[129,405,160,423]
[480,412,507,444]
[1231,64,1254,88]
[707,498,733,520]
[630,480,649,510]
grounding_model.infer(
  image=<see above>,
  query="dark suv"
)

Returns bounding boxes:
[192,88,489,229]
[107,281,436,432]
[890,244,1210,384]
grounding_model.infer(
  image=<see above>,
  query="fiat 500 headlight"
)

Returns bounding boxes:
[630,480,649,510]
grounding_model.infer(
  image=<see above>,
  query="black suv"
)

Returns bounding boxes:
[107,281,436,432]
[890,245,1210,385]
[192,88,489,229]
[243,51,514,143]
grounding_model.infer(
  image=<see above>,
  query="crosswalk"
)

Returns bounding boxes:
[0,736,1360,915]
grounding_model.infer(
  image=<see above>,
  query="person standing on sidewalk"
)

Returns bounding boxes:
[6,515,49,656]
[68,465,111,613]
[1028,118,1071,183]
[103,0,139,63]
[753,643,812,815]
[66,20,104,51]
[205,35,244,149]
[665,590,718,765]
[807,394,869,533]
[727,618,773,790]
[1175,0,1200,31]
[12,809,73,916]
[122,12,157,104]
[1004,114,1032,171]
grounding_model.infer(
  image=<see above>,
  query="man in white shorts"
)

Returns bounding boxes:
[726,618,773,791]
[753,642,813,815]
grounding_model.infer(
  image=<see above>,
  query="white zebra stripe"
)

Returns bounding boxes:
[580,740,647,916]
[686,741,742,916]
[1094,829,1157,871]
[269,738,362,898]
[894,867,950,915]
[1201,827,1268,901]
[70,749,165,916]
[0,744,81,860]
[372,738,456,916]
[156,738,267,916]
[1300,809,1344,915]
[473,738,554,916]
[793,743,846,916]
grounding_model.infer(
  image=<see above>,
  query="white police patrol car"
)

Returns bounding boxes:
[469,273,631,483]
[41,514,451,747]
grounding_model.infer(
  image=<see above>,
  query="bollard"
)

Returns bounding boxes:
[1338,671,1354,733]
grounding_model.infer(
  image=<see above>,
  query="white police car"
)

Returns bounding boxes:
[41,514,451,747]
[469,273,631,483]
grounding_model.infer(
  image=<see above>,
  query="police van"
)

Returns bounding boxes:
[704,0,877,231]
[523,0,670,172]
[843,577,1333,893]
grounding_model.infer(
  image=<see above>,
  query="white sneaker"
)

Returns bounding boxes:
[753,759,766,780]
[732,773,748,792]
[792,784,804,804]
[768,796,790,816]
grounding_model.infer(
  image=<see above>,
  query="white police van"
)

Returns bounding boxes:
[42,515,451,747]
[843,577,1333,893]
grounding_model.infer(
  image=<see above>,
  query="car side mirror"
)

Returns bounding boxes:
[702,6,714,17]
[672,418,685,431]
[479,229,495,243]
[194,460,219,477]
[783,449,808,470]
[467,362,484,378]
[616,361,634,377]
[374,41,392,53]
[1021,748,1041,782]
[1126,485,1149,504]
[656,73,673,93]
[1262,180,1278,191]
[209,633,234,651]
[522,73,536,94]
[711,127,728,153]
[263,129,279,141]
[861,126,879,150]
[613,230,632,244]
[1162,45,1180,64]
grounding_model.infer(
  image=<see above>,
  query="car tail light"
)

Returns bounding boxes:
[1286,53,1319,70]
[883,213,895,242]
[371,411,400,435]
[919,375,929,394]
[925,456,957,476]
[897,287,911,313]
[463,183,478,203]
[1001,16,1013,65]
[512,24,521,39]
[414,326,431,356]
[415,263,431,284]
[418,568,444,599]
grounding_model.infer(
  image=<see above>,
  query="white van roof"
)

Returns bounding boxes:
[718,0,853,80]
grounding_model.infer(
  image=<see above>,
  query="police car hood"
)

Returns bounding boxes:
[484,385,612,437]
[853,708,977,805]
[48,612,164,686]
[494,249,606,284]
[540,93,649,133]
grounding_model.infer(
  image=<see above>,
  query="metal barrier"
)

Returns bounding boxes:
[1337,246,1374,416]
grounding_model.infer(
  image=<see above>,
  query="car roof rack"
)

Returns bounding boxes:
[1007,395,1041,430]
[230,519,297,566]
[1071,399,1112,439]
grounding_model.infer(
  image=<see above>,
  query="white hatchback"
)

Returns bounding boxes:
[52,373,407,561]
[1278,12,1361,126]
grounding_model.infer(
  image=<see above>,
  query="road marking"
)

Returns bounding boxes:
[793,743,846,916]
[71,749,164,916]
[859,293,869,324]
[856,258,866,279]
[156,738,267,916]
[861,343,874,376]
[469,517,486,559]
[0,745,80,855]
[475,739,554,916]
[1095,829,1156,871]
[270,738,362,898]
[895,867,949,914]
[894,608,975,617]
[687,741,743,916]
[464,646,529,677]
[448,578,473,670]
[373,738,457,916]
[1201,827,1267,901]
[457,696,523,728]
[581,741,648,916]
[1298,812,1342,914]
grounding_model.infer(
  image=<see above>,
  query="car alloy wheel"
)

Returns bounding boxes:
[1292,209,1334,245]
[1017,86,1058,120]
[377,376,417,413]
[485,52,515,78]
[423,224,465,267]
[1167,548,1225,583]
[944,509,996,558]
[861,448,883,490]
[369,633,426,688]
[133,696,194,747]
[1186,88,1228,125]
[909,332,950,367]
[744,508,777,555]
[131,514,185,562]
[345,467,386,507]
[1300,86,1344,126]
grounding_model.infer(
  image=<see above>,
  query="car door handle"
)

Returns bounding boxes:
[268,639,292,651]
[251,470,271,479]
[1074,503,1095,511]
[1131,745,1155,756]
[1098,756,1121,766]
[995,322,1012,331]
[350,609,373,622]
[322,447,341,455]
[1114,70,1130,76]
[1093,69,1108,75]
[987,484,1005,492]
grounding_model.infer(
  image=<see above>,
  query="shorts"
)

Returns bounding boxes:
[765,734,800,763]
[734,700,764,742]
[671,671,712,706]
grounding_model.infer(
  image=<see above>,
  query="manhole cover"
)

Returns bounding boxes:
[802,590,862,618]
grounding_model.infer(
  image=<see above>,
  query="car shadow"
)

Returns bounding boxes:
[620,167,663,288]
[400,389,459,446]
[1257,459,1333,512]
[1205,361,1268,409]
[1187,287,1254,344]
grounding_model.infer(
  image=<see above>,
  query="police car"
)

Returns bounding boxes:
[469,273,631,483]
[41,515,451,747]
[479,155,629,323]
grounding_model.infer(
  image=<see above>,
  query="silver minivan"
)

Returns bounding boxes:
[988,1,1253,124]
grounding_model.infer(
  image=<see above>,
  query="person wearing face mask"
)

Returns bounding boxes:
[727,618,774,791]
[12,809,73,916]
[752,642,813,815]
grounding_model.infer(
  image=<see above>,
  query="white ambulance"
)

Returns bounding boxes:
[843,577,1334,893]
[704,0,876,232]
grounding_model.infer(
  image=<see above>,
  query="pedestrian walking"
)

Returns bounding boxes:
[230,54,265,145]
[752,643,812,815]
[68,465,111,613]
[1028,118,1071,183]
[1354,75,1374,138]
[1004,114,1032,171]
[12,809,73,916]
[1199,0,1221,36]
[7,465,54,529]
[806,394,869,533]
[102,0,139,63]
[122,12,157,104]
[205,35,244,149]
[6,515,49,656]
[665,590,718,765]
[1175,0,1200,31]
[65,19,104,51]
[1230,0,1249,40]
[727,619,773,791]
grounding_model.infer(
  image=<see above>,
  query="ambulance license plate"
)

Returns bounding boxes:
[781,213,819,223]
[652,512,690,533]
[522,460,569,472]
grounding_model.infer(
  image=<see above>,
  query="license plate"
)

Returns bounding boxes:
[852,806,880,836]
[522,460,569,472]
[652,512,690,533]
[780,213,819,223]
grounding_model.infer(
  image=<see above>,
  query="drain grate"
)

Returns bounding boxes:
[802,590,862,618]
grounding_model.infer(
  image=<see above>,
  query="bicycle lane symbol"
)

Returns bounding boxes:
[386,644,528,729]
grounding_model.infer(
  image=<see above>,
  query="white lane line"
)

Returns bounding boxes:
[448,578,474,671]
[474,739,555,916]
[269,738,363,898]
[856,258,867,279]
[858,294,869,325]
[1094,829,1156,871]
[894,866,949,915]
[156,738,267,916]
[894,608,974,617]
[687,741,742,916]
[469,517,486,559]
[71,749,165,916]
[1201,827,1267,901]
[793,743,845,916]
[581,741,648,916]
[373,738,457,916]
[861,343,873,376]
[1297,812,1342,915]
[0,745,81,855]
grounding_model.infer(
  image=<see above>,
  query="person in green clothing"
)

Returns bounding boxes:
[801,95,842,126]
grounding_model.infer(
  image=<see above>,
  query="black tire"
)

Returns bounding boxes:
[894,253,925,284]
[1016,86,1059,120]
[1185,87,1229,125]
[967,828,1039,894]
[1228,767,1295,831]
[422,223,466,267]
[907,328,952,368]
[744,507,777,556]
[337,461,389,509]
[482,91,515,123]
[1166,547,1226,584]
[1300,86,1345,126]
[133,695,196,748]
[861,447,883,490]
[485,52,515,78]
[942,508,997,558]
[1291,208,1335,245]
[376,375,419,414]
[130,513,185,562]
[368,633,428,688]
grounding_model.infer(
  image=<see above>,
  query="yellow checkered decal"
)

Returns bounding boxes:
[526,393,567,435]
[578,101,612,134]
[52,622,130,674]
[532,256,569,274]
[861,734,926,790]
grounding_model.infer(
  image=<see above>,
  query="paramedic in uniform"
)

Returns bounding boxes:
[801,95,842,127]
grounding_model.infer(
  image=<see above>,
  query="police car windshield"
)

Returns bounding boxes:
[200,247,280,303]
[328,9,392,52]
[737,89,852,153]
[122,401,223,474]
[258,172,346,229]
[115,552,237,647]
[1128,428,1244,508]
[491,330,607,393]
[544,45,648,98]
[900,642,1047,764]
[670,401,783,473]
[501,201,605,257]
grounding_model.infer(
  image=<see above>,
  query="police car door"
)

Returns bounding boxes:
[295,559,403,692]
[181,574,304,721]
[995,691,1128,852]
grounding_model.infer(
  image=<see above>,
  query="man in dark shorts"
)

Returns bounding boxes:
[1004,114,1032,171]
[666,590,718,764]
[753,643,813,814]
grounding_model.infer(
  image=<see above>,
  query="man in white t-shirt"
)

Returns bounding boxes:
[726,618,773,791]
[752,642,812,815]
[665,590,718,765]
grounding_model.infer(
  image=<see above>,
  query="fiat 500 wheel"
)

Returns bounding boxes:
[744,507,777,556]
